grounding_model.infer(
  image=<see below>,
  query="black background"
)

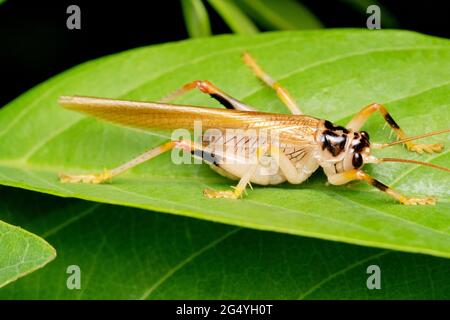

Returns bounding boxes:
[0,0,448,107]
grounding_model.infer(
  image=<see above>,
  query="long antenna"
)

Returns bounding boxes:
[378,157,450,173]
[373,128,450,149]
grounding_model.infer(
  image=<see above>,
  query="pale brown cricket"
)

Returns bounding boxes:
[58,52,449,205]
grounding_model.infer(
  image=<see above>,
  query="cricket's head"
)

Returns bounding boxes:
[316,120,372,174]
[316,121,450,176]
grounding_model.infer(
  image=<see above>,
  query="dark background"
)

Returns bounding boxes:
[0,0,448,107]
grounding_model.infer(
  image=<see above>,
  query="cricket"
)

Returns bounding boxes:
[58,52,450,205]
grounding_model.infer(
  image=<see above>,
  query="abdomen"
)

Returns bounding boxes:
[200,133,319,185]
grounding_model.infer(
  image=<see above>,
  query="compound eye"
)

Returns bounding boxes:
[360,131,370,140]
[352,153,363,168]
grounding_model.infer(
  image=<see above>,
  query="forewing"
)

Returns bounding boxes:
[59,96,320,144]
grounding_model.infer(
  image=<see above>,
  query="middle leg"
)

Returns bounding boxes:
[203,146,269,199]
[160,80,256,111]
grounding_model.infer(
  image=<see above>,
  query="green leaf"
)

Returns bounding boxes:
[181,0,212,38]
[0,30,449,258]
[1,187,449,299]
[233,0,323,30]
[0,216,56,288]
[207,0,258,34]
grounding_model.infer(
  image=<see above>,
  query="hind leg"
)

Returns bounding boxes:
[60,140,197,184]
[243,52,303,115]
